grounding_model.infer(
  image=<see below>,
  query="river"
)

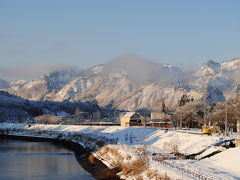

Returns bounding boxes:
[0,138,96,180]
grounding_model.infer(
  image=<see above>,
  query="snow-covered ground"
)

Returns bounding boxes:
[0,123,240,180]
[165,147,240,180]
[197,147,240,179]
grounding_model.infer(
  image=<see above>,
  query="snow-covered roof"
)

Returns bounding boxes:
[122,112,137,118]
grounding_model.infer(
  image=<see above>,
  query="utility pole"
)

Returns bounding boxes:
[180,112,183,130]
[225,102,228,136]
[236,102,240,133]
[143,111,146,127]
[203,97,207,131]
[130,132,133,143]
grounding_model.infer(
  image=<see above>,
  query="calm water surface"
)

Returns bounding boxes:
[0,138,96,180]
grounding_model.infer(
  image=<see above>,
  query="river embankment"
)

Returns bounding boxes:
[1,123,238,180]
[0,134,121,180]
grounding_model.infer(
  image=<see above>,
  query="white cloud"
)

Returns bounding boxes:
[102,53,184,84]
[0,63,78,81]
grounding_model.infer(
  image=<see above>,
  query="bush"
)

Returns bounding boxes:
[163,138,179,154]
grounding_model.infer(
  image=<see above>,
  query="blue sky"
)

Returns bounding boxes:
[0,0,240,79]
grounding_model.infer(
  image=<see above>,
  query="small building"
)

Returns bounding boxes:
[149,112,173,128]
[120,112,142,126]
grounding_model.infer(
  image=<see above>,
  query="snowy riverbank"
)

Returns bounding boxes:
[0,123,239,180]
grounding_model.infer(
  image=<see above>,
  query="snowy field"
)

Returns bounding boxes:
[0,123,240,180]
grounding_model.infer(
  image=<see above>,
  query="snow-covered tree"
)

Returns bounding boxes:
[73,108,84,123]
[175,102,205,128]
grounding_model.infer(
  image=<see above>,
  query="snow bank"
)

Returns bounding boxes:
[1,123,240,180]
[197,147,240,178]
[0,123,225,155]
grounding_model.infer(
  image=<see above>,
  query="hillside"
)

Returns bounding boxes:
[0,91,100,123]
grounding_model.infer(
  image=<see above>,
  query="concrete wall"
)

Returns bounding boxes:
[149,122,173,128]
[151,112,171,120]
[236,139,240,147]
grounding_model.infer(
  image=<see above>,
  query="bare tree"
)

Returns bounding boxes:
[34,115,60,124]
[74,108,83,123]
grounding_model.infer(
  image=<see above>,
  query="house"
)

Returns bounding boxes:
[149,112,173,128]
[120,112,142,126]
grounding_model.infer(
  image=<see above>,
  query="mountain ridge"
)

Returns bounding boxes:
[1,55,240,111]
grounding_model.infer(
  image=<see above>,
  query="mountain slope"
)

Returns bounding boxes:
[3,56,240,111]
[4,67,80,101]
[0,91,99,123]
[51,54,188,109]
[193,58,240,97]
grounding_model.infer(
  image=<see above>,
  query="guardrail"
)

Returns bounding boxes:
[117,142,218,180]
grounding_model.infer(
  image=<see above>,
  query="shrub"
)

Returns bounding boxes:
[121,158,147,176]
[163,138,179,154]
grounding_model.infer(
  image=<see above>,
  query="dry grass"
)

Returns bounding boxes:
[96,145,171,180]
[147,170,170,180]
[97,146,124,167]
[121,157,147,176]
[126,154,132,160]
[135,175,144,180]
[97,146,109,156]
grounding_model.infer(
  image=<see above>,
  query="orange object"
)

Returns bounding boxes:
[88,154,95,164]
[202,129,211,134]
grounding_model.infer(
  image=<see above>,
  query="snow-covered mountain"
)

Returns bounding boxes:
[193,58,240,98]
[221,58,240,71]
[195,60,221,76]
[2,55,240,111]
[5,67,81,100]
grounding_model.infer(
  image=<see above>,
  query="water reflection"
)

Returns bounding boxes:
[0,139,95,180]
